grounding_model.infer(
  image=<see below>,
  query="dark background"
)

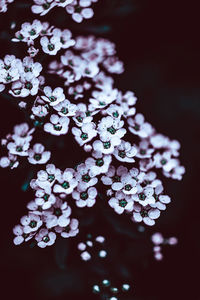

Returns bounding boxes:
[0,0,199,299]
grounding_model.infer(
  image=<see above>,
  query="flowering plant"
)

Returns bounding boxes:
[0,1,185,298]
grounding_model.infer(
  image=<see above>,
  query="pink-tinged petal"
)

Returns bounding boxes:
[133,212,142,222]
[159,195,171,204]
[148,208,160,219]
[143,217,155,226]
[13,236,24,245]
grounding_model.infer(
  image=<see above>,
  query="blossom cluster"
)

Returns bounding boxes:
[0,11,185,248]
[0,0,98,23]
[151,232,178,260]
[32,0,98,23]
[0,123,51,169]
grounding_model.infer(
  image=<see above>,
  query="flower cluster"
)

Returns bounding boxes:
[0,123,51,169]
[0,5,185,248]
[77,234,106,261]
[0,55,43,96]
[151,232,178,260]
[31,0,98,22]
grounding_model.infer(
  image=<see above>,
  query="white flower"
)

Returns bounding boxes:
[31,0,56,16]
[136,140,154,159]
[128,113,154,138]
[40,35,62,55]
[20,213,43,233]
[132,186,155,207]
[75,163,98,191]
[34,187,56,210]
[53,99,77,116]
[13,224,34,245]
[55,218,79,238]
[44,198,71,228]
[116,91,137,117]
[7,138,30,156]
[105,104,124,120]
[31,164,61,191]
[93,134,121,155]
[103,56,124,74]
[53,168,78,195]
[66,0,94,23]
[41,86,65,106]
[22,56,42,77]
[72,186,97,207]
[150,134,169,149]
[132,203,160,226]
[97,116,126,140]
[14,20,43,46]
[150,184,171,211]
[113,140,137,163]
[72,122,97,146]
[113,172,138,195]
[28,143,51,164]
[0,154,19,169]
[51,28,75,49]
[108,191,134,214]
[85,151,112,176]
[153,151,178,172]
[44,114,70,135]
[9,77,40,97]
[35,228,56,248]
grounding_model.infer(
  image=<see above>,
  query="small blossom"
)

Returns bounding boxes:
[35,228,56,248]
[28,143,51,164]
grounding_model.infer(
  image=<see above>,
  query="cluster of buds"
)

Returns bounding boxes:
[77,234,106,261]
[151,232,178,260]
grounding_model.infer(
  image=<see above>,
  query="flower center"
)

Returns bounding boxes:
[43,194,49,201]
[139,193,146,200]
[49,96,56,102]
[29,220,37,228]
[134,124,140,131]
[99,101,106,106]
[61,107,68,114]
[48,43,55,51]
[48,174,55,182]
[161,159,167,165]
[76,116,83,122]
[62,181,70,189]
[75,6,82,13]
[140,209,148,217]
[140,149,146,155]
[124,184,132,191]
[118,150,126,158]
[107,126,116,135]
[82,174,91,182]
[43,2,51,9]
[54,124,62,131]
[29,29,36,36]
[6,75,12,82]
[42,236,50,243]
[112,175,120,182]
[153,193,159,201]
[80,192,88,200]
[103,141,111,149]
[34,154,41,161]
[119,199,127,207]
[112,111,119,118]
[16,146,23,152]
[85,68,91,75]
[96,158,104,167]
[25,82,33,90]
[24,67,32,72]
[81,133,88,140]
[55,208,62,216]
[64,225,70,233]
